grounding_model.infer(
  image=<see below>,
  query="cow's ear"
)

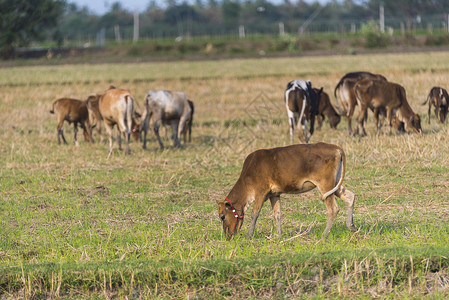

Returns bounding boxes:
[318,87,323,95]
[216,199,222,205]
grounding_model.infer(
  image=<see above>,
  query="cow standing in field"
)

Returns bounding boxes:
[354,79,422,136]
[422,86,449,124]
[334,71,387,135]
[285,80,321,143]
[98,86,136,157]
[314,88,340,130]
[141,90,192,149]
[87,92,141,144]
[217,143,357,239]
[49,98,94,145]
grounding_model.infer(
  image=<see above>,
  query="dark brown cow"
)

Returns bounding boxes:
[217,143,357,239]
[422,86,449,124]
[334,72,387,135]
[354,79,422,136]
[314,88,340,130]
[49,98,93,145]
[285,80,321,143]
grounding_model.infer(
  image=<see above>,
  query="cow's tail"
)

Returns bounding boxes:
[49,100,56,114]
[322,149,345,200]
[125,95,134,135]
[422,91,431,106]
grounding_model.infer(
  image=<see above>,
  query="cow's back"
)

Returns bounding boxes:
[147,90,187,119]
[99,88,132,121]
[53,98,87,121]
[241,143,343,189]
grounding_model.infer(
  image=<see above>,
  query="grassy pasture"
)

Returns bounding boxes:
[1,52,449,298]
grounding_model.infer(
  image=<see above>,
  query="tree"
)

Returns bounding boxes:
[0,0,66,59]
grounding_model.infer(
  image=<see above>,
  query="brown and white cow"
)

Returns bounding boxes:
[97,86,136,157]
[314,88,340,130]
[141,90,192,149]
[217,143,357,239]
[49,98,93,145]
[354,79,422,136]
[334,72,387,135]
[422,86,449,124]
[285,80,321,143]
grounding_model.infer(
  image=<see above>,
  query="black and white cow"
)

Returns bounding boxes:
[285,80,321,143]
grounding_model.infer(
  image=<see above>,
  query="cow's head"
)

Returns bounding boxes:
[217,199,244,238]
[439,103,448,123]
[329,114,341,129]
[131,112,142,142]
[407,114,423,135]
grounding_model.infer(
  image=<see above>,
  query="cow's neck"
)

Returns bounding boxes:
[397,102,415,124]
[226,178,255,214]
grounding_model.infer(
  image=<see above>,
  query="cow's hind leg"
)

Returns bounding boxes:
[104,123,114,158]
[269,195,281,236]
[57,118,67,145]
[73,123,79,145]
[322,195,339,239]
[335,186,357,232]
[154,121,164,150]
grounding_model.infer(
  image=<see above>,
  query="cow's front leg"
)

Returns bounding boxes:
[104,122,114,158]
[247,196,266,238]
[322,195,339,239]
[386,107,393,135]
[269,195,281,237]
[335,185,357,232]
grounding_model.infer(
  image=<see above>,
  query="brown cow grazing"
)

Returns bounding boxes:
[422,86,449,124]
[285,80,321,143]
[86,94,103,140]
[314,88,340,130]
[49,98,93,145]
[98,86,136,157]
[217,143,357,239]
[141,90,192,149]
[334,72,387,135]
[354,79,423,136]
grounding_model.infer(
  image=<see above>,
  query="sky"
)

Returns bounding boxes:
[70,0,329,15]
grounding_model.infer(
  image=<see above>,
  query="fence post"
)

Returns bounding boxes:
[133,10,139,43]
[379,3,385,33]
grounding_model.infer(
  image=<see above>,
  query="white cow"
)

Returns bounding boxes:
[141,90,192,149]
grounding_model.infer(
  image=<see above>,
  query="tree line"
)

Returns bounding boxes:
[2,0,449,58]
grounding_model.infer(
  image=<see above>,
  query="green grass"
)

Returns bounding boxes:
[1,52,449,298]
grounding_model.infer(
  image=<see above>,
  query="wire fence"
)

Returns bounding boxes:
[66,13,449,47]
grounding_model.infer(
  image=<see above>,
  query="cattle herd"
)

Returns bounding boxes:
[49,71,449,239]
